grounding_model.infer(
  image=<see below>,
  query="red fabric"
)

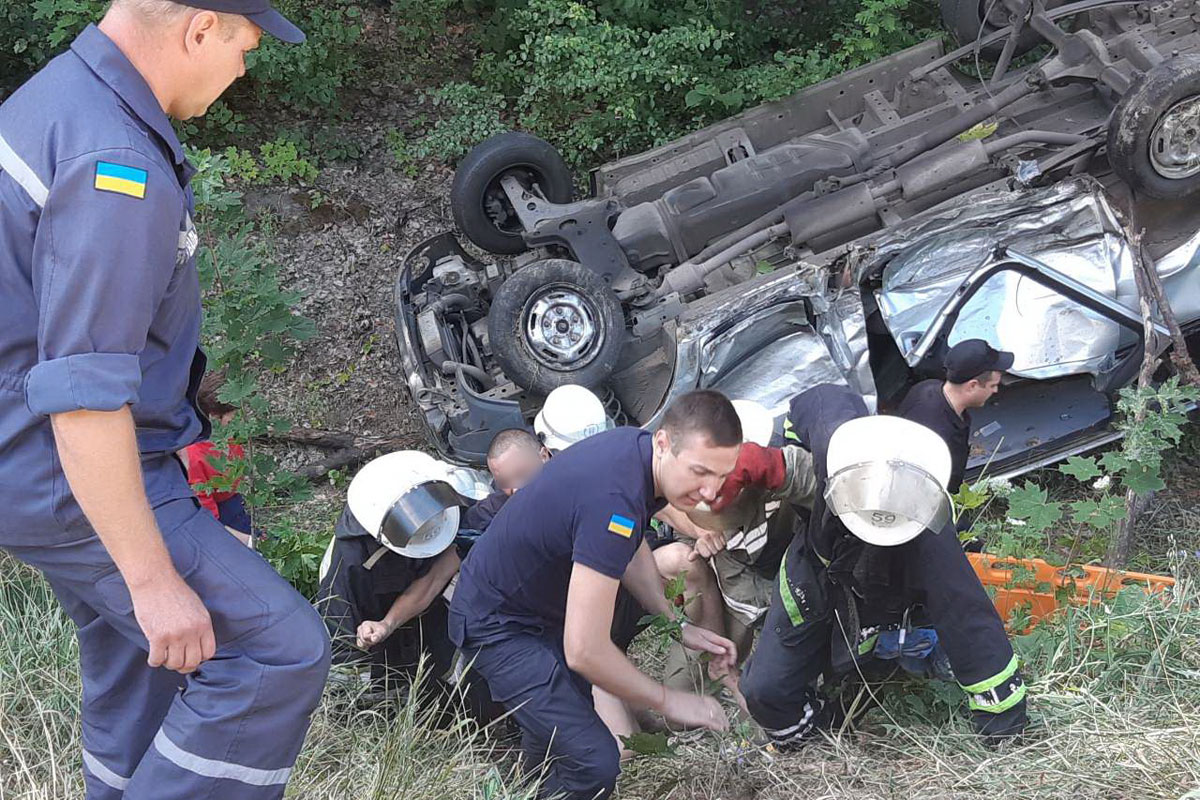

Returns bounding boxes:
[711,443,785,512]
[184,441,246,519]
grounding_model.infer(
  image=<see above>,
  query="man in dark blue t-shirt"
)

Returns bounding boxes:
[449,390,744,800]
[897,339,1012,493]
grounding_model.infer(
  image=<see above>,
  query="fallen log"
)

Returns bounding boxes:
[254,428,416,482]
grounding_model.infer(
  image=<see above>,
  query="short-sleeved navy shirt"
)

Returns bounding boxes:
[897,379,969,492]
[461,489,508,532]
[449,427,664,645]
[0,25,207,544]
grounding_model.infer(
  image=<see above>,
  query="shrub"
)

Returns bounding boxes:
[241,1,364,112]
[1,0,363,116]
[953,378,1199,576]
[189,147,318,581]
[413,83,508,163]
[0,0,106,92]
[447,0,938,167]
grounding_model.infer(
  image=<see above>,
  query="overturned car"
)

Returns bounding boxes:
[395,0,1200,477]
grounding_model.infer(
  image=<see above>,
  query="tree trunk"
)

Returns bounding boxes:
[1107,242,1161,568]
[254,427,418,482]
[1138,241,1200,388]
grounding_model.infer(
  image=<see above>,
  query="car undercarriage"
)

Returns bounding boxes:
[395,0,1200,475]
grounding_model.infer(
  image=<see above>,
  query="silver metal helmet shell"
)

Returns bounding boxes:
[823,415,954,546]
[346,452,489,558]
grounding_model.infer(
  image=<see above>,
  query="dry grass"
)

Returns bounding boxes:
[3,547,1200,800]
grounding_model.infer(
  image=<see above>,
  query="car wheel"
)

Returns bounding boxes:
[487,259,626,394]
[1108,56,1200,199]
[450,132,573,255]
[940,0,1043,59]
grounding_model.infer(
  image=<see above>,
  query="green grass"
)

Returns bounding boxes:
[3,547,1200,799]
[0,551,533,799]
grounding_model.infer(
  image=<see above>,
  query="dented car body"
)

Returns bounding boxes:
[395,0,1200,475]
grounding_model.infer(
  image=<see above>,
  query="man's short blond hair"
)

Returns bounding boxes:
[110,0,246,37]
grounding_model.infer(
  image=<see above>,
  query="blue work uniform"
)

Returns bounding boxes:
[458,486,650,650]
[449,427,664,800]
[0,25,329,799]
[897,379,971,493]
[460,488,508,532]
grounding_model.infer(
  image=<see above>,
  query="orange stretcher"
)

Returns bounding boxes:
[967,552,1176,631]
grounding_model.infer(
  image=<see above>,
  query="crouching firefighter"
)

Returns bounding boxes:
[315,451,494,710]
[715,384,1027,746]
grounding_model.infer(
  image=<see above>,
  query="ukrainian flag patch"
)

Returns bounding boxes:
[94,161,147,199]
[607,514,635,538]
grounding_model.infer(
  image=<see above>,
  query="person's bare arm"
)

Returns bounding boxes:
[620,539,673,617]
[622,540,737,673]
[654,505,728,562]
[564,562,729,731]
[52,407,215,674]
[357,548,462,648]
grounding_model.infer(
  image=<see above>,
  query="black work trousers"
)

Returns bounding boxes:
[742,520,1026,742]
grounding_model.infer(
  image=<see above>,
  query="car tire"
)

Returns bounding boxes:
[940,0,1042,59]
[487,259,626,394]
[450,132,573,255]
[1107,56,1200,199]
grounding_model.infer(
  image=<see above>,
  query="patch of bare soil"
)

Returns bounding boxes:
[245,130,457,470]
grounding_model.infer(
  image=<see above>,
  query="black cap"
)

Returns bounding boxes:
[945,339,1015,383]
[190,1,305,43]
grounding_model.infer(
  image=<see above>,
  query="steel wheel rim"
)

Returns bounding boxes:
[523,284,603,371]
[1149,94,1200,179]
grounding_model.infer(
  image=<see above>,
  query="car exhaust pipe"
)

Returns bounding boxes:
[883,78,1038,168]
[652,129,1093,298]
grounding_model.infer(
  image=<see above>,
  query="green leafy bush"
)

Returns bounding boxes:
[175,101,252,143]
[413,83,508,163]
[258,137,320,182]
[0,0,105,91]
[256,517,329,599]
[1,0,363,116]
[438,0,937,167]
[391,0,461,52]
[466,0,743,164]
[190,147,318,583]
[954,378,1200,567]
[242,1,364,112]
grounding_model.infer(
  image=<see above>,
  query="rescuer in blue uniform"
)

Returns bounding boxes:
[0,4,329,798]
[449,391,745,799]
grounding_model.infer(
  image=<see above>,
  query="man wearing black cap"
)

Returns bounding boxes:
[0,3,324,798]
[898,339,1015,493]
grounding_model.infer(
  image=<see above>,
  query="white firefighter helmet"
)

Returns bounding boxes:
[731,399,774,447]
[533,384,614,451]
[346,451,486,559]
[823,415,954,547]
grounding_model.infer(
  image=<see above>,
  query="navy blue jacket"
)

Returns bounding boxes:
[0,25,207,544]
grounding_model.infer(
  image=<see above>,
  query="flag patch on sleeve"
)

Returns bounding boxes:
[607,514,635,538]
[94,161,147,199]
